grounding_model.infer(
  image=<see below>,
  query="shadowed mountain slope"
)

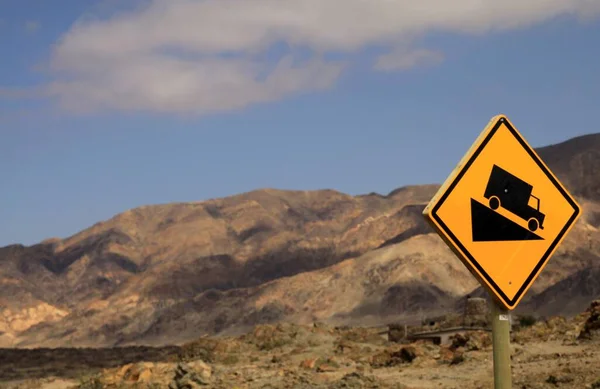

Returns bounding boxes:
[0,133,598,347]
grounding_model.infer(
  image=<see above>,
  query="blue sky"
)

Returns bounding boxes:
[1,1,600,246]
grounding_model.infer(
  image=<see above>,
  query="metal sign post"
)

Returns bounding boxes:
[490,295,512,389]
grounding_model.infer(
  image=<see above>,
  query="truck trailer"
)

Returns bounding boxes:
[483,164,545,232]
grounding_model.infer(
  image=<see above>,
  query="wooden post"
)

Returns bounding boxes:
[490,295,512,389]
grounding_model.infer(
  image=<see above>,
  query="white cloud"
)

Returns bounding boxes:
[46,54,343,114]
[31,0,600,114]
[375,48,444,72]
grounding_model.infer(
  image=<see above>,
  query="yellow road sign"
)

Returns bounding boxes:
[423,114,581,310]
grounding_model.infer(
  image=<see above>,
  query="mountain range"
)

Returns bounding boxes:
[1,133,599,348]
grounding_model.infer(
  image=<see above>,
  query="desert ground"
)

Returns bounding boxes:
[0,300,598,389]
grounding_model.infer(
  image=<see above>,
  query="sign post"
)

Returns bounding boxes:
[491,297,512,389]
[423,114,581,387]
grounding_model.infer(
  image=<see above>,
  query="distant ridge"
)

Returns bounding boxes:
[0,132,598,348]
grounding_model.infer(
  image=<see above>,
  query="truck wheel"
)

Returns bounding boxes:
[527,218,539,232]
[488,196,500,210]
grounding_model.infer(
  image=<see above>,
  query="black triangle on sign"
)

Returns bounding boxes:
[471,198,543,242]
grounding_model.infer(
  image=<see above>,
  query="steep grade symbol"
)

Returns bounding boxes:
[471,165,545,242]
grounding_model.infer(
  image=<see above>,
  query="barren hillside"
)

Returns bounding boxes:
[0,133,598,348]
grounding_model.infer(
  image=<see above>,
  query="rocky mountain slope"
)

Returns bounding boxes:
[0,133,598,348]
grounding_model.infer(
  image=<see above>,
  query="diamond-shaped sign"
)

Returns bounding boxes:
[423,114,581,310]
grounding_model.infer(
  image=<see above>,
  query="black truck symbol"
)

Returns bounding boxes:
[483,165,545,232]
